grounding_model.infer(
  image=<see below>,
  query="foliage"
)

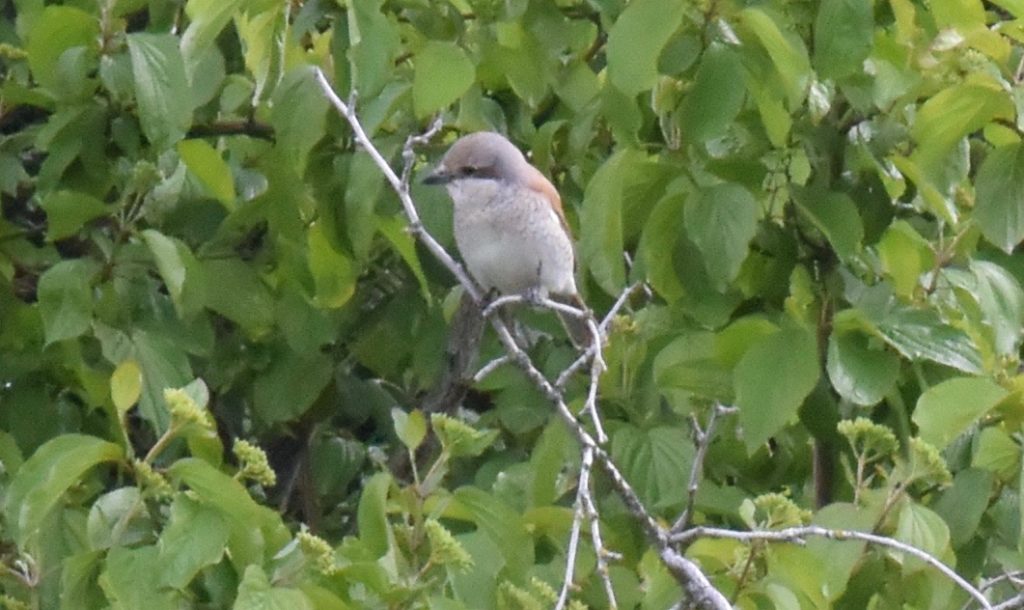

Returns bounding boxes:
[2,0,1024,607]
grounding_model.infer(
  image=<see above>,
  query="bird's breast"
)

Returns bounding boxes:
[448,180,576,296]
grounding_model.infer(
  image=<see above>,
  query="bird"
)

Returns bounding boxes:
[423,131,591,347]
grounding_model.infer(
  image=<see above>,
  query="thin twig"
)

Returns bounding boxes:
[672,403,737,534]
[674,525,993,610]
[556,448,592,610]
[472,355,512,383]
[579,448,619,608]
[555,282,640,389]
[991,591,1024,610]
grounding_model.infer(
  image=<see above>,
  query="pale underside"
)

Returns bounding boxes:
[448,178,577,297]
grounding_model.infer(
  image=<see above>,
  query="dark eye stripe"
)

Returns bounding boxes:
[461,165,498,179]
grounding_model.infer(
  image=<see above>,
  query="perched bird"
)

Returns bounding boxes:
[423,131,591,347]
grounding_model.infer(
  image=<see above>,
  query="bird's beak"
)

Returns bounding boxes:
[422,166,452,185]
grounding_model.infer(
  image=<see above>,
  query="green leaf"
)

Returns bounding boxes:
[25,6,99,97]
[453,487,533,579]
[61,551,105,610]
[606,0,685,95]
[345,150,386,261]
[813,0,873,79]
[679,44,746,143]
[308,222,357,309]
[87,487,150,550]
[357,472,393,558]
[735,327,819,452]
[794,190,863,261]
[167,458,288,569]
[37,259,97,345]
[392,408,426,451]
[877,221,932,298]
[913,377,1008,450]
[110,359,142,415]
[100,546,183,610]
[969,260,1024,356]
[168,458,267,521]
[740,7,812,107]
[638,190,686,302]
[200,258,275,336]
[911,75,1013,171]
[653,332,733,401]
[177,139,236,208]
[253,347,333,424]
[972,426,1020,480]
[180,0,246,69]
[142,229,204,318]
[235,7,282,100]
[580,151,627,294]
[348,0,401,98]
[826,331,900,406]
[39,191,108,241]
[611,425,695,511]
[413,41,475,118]
[234,565,313,610]
[493,23,551,107]
[684,183,759,288]
[272,67,329,173]
[528,422,576,508]
[158,495,229,589]
[96,326,194,432]
[807,503,876,601]
[975,143,1024,254]
[876,307,983,373]
[894,502,951,561]
[127,33,192,150]
[377,215,431,301]
[934,468,993,547]
[5,434,123,546]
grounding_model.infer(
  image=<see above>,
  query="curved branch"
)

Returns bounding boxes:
[674,525,992,610]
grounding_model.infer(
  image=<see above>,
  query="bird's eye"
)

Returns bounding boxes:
[460,166,478,176]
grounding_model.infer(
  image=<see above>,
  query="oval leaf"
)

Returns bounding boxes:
[177,139,236,207]
[684,183,759,288]
[736,327,820,453]
[110,360,143,415]
[606,0,686,95]
[913,377,1008,450]
[975,143,1024,254]
[826,331,900,406]
[413,41,475,118]
[127,33,192,150]
[5,434,123,546]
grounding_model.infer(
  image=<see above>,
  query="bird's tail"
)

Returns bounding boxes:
[551,293,596,349]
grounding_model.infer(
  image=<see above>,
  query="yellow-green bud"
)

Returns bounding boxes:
[297,530,337,576]
[132,459,172,499]
[233,439,277,488]
[425,518,473,571]
[838,418,898,461]
[164,388,213,430]
[754,492,811,528]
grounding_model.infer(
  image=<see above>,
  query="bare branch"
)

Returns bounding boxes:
[579,448,619,608]
[472,355,512,383]
[991,591,1024,610]
[672,403,737,534]
[556,282,641,389]
[675,525,992,610]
